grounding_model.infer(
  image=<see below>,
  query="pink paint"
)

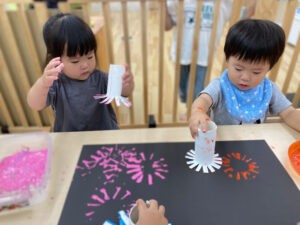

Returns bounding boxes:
[125,152,169,185]
[120,190,131,200]
[77,145,170,221]
[85,211,94,217]
[112,187,121,199]
[92,195,105,204]
[0,149,48,194]
[148,174,153,185]
[86,186,132,218]
[100,188,110,200]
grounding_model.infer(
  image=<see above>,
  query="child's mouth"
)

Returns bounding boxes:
[239,84,248,89]
[81,71,90,77]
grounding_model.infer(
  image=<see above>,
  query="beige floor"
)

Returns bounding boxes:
[95,7,300,125]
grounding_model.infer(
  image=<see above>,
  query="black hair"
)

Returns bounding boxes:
[43,13,97,64]
[224,19,285,69]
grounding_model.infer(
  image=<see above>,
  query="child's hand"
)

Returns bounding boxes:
[136,199,168,225]
[189,107,211,139]
[41,57,64,88]
[121,64,134,97]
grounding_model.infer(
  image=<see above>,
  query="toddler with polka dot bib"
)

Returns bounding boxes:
[189,19,300,138]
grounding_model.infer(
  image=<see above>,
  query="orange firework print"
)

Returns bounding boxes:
[222,152,259,181]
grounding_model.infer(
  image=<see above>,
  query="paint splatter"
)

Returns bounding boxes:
[222,152,259,181]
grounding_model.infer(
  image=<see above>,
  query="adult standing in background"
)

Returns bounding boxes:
[165,0,256,121]
[44,0,66,9]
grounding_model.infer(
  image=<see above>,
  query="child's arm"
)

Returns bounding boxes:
[279,106,300,132]
[27,57,63,111]
[189,93,212,138]
[121,64,134,97]
[136,199,168,225]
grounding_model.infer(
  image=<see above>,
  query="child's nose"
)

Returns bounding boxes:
[240,71,251,81]
[81,61,89,69]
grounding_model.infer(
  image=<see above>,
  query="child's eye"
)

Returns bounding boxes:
[253,71,261,75]
[88,56,94,60]
[235,67,242,71]
[71,61,79,64]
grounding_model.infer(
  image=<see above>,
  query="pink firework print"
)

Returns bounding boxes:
[126,152,169,185]
[76,145,169,185]
[75,145,169,222]
[76,145,138,184]
[85,186,132,221]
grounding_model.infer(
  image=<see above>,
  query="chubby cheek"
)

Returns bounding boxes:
[253,77,265,87]
[62,64,80,76]
[89,59,96,70]
[227,70,240,83]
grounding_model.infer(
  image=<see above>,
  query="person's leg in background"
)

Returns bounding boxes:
[193,65,207,100]
[179,65,190,103]
[178,65,206,121]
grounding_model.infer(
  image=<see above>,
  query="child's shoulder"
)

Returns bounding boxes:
[209,77,222,86]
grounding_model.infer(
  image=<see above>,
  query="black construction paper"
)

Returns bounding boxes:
[58,140,300,225]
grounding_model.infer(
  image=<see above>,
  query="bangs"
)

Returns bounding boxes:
[232,37,273,65]
[64,20,97,56]
[45,14,97,59]
[224,19,285,68]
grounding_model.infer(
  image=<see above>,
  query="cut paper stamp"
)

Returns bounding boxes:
[185,121,222,173]
[94,64,131,107]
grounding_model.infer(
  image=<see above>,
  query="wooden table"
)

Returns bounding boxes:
[0,123,299,225]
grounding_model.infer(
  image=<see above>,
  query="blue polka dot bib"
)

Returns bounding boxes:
[220,70,272,123]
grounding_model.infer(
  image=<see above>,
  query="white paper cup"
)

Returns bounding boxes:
[129,201,150,225]
[194,120,217,165]
[129,204,139,225]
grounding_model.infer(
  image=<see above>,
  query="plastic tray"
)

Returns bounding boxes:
[288,140,300,175]
[0,132,51,214]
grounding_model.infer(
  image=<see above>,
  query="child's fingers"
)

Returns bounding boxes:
[45,57,61,70]
[148,199,158,209]
[189,118,200,138]
[55,62,64,72]
[122,73,134,90]
[158,205,166,215]
[42,62,63,87]
[199,115,211,133]
[122,69,132,81]
[45,63,64,77]
[136,199,147,211]
[124,64,129,72]
[123,64,133,79]
[122,73,130,83]
[199,121,207,133]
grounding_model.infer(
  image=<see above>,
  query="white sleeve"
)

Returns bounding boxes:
[166,0,178,24]
[215,0,233,49]
[200,78,222,109]
[269,82,292,115]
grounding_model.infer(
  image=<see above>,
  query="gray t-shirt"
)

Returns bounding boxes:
[46,69,118,132]
[201,78,291,125]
